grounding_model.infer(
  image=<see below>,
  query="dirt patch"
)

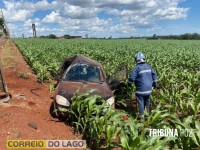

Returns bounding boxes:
[0,39,82,150]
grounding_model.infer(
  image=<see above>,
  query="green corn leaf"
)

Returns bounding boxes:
[130,137,140,148]
[120,136,129,150]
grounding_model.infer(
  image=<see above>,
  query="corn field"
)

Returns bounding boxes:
[14,38,200,149]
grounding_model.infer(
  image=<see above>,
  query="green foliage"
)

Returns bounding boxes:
[0,17,8,37]
[64,34,71,39]
[18,72,29,79]
[13,38,200,149]
[48,34,57,39]
[0,18,4,27]
[64,92,200,149]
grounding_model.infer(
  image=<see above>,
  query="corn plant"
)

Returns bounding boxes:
[13,38,200,149]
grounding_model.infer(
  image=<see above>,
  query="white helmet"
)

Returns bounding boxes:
[135,52,145,63]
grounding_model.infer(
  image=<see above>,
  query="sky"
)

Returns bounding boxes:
[0,0,199,38]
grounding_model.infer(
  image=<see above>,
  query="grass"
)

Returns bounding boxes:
[18,72,29,79]
[1,40,17,68]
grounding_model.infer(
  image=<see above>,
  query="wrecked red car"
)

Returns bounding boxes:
[50,55,116,117]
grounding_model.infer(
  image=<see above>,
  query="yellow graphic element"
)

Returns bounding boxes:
[6,140,87,149]
[6,140,46,149]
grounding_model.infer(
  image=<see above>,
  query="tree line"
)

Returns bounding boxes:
[39,34,72,39]
[25,33,200,40]
[144,33,200,40]
[0,18,9,38]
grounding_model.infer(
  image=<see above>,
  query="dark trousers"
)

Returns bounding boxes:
[136,94,150,117]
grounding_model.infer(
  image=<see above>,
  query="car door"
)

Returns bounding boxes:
[107,65,128,90]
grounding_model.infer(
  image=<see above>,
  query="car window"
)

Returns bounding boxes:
[63,64,101,82]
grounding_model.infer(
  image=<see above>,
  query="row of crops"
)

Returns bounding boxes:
[13,38,200,149]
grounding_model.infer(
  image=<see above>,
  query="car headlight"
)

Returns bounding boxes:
[56,95,70,106]
[107,96,115,106]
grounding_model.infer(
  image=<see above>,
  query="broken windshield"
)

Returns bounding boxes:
[63,64,101,82]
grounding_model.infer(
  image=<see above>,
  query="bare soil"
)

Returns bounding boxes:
[0,39,82,150]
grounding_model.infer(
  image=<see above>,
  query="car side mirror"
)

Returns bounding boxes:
[54,74,62,81]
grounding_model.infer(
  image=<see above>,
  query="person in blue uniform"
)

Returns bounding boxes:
[128,52,158,119]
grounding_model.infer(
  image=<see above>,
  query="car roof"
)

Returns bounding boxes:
[58,55,107,79]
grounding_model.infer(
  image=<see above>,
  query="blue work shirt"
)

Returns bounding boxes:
[128,63,157,96]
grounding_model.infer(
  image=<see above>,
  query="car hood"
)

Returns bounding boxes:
[54,81,113,102]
